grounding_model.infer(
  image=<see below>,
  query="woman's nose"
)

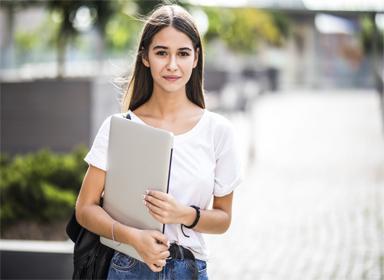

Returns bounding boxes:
[166,55,178,71]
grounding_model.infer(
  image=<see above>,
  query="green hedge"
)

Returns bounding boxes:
[0,146,88,229]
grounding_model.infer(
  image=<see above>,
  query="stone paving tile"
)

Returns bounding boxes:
[205,90,384,280]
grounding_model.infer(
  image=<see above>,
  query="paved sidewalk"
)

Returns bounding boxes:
[206,90,384,280]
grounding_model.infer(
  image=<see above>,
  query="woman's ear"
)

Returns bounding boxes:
[142,50,150,67]
[193,48,199,68]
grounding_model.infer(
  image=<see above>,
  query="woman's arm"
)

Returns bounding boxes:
[187,193,233,234]
[76,165,170,271]
[144,191,233,234]
[75,165,123,239]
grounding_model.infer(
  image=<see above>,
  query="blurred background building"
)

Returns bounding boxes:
[0,0,383,279]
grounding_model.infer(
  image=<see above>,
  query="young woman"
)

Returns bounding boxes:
[75,4,242,280]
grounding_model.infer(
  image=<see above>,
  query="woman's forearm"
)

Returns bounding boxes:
[76,203,140,246]
[196,208,232,234]
[181,192,234,234]
[181,206,231,234]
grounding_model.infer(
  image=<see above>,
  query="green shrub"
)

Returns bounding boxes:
[0,146,88,228]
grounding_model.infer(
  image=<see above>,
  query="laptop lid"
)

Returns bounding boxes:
[100,115,173,261]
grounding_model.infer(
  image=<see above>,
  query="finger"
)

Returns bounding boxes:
[144,195,166,210]
[153,238,169,252]
[155,259,166,268]
[149,263,162,272]
[146,190,168,201]
[152,231,169,247]
[145,201,164,216]
[159,250,170,259]
[148,208,163,223]
[155,242,169,253]
[148,209,166,224]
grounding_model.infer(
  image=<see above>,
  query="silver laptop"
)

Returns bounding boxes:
[100,115,173,261]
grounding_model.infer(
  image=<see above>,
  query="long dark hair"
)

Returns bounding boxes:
[121,4,205,112]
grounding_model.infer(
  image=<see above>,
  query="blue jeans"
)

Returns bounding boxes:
[107,251,208,280]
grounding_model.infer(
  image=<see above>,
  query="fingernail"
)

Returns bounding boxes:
[146,190,150,194]
[143,200,146,206]
[143,194,146,200]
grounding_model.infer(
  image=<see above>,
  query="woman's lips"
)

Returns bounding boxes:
[163,76,181,81]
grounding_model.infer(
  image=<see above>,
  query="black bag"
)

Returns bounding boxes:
[66,211,114,279]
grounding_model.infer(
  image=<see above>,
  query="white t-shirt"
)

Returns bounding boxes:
[84,109,243,261]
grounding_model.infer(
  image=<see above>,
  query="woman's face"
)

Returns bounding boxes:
[142,26,198,95]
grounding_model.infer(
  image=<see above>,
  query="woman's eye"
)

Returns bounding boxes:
[179,52,190,57]
[155,51,167,56]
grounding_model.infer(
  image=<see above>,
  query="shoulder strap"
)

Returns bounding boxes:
[123,112,131,120]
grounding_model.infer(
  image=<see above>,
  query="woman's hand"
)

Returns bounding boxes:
[144,190,193,225]
[131,229,170,272]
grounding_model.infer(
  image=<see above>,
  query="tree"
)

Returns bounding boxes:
[46,0,116,77]
[0,1,41,69]
[1,0,118,77]
[204,7,290,53]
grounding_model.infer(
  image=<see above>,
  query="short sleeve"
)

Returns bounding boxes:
[213,119,243,197]
[84,116,112,171]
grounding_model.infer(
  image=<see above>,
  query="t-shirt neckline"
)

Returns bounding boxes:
[128,109,207,142]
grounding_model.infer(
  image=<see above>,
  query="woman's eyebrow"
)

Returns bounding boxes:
[153,45,168,50]
[179,47,192,52]
[152,45,192,51]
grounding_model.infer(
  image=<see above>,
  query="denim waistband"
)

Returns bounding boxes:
[168,243,198,280]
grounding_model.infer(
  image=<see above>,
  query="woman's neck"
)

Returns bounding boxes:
[145,88,193,120]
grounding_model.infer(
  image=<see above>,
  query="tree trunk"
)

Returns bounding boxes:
[94,28,105,76]
[1,4,15,69]
[57,35,66,78]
